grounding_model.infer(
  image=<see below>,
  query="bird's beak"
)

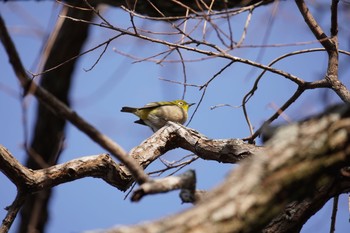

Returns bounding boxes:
[189,103,196,107]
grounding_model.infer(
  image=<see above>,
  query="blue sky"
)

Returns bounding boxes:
[1,1,350,232]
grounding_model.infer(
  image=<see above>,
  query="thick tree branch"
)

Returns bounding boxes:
[2,105,350,232]
[128,122,262,169]
[0,124,262,231]
[0,123,263,190]
[263,174,350,232]
[0,146,128,192]
[114,122,263,190]
[95,104,350,233]
[0,146,125,232]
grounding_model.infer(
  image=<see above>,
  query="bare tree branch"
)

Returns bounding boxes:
[131,170,197,202]
[296,0,350,102]
[295,0,335,50]
[0,119,259,192]
[0,121,262,232]
[126,121,262,171]
[62,11,307,86]
[92,104,350,233]
[0,193,27,233]
[3,103,350,233]
[263,182,350,233]
[0,146,129,191]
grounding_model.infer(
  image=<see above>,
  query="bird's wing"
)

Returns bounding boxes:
[139,101,172,109]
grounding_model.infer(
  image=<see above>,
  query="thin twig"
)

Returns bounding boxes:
[166,158,198,177]
[329,195,339,233]
[175,48,188,100]
[83,40,110,72]
[243,0,278,80]
[31,33,122,77]
[243,87,304,142]
[62,14,308,85]
[159,78,201,88]
[112,47,173,64]
[150,155,198,177]
[200,61,235,90]
[1,192,27,233]
[210,103,240,110]
[236,8,253,47]
[223,1,234,48]
[187,85,207,126]
[114,41,349,65]
[180,8,190,44]
[267,102,293,123]
[156,48,176,65]
[143,0,196,42]
[125,0,138,34]
[241,48,338,139]
[82,0,113,28]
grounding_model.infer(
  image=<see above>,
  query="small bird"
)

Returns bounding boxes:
[121,100,195,132]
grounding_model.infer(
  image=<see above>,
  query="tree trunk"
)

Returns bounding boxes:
[18,4,94,233]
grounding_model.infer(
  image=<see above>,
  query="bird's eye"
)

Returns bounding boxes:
[178,101,183,105]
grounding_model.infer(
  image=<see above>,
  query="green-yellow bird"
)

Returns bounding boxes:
[121,100,195,132]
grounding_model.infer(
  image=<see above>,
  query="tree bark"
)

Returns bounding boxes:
[18,4,94,233]
[97,104,350,233]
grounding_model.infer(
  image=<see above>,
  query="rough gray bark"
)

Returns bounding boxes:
[99,104,350,233]
[1,105,350,233]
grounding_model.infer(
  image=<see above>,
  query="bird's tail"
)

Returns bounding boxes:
[121,106,137,113]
